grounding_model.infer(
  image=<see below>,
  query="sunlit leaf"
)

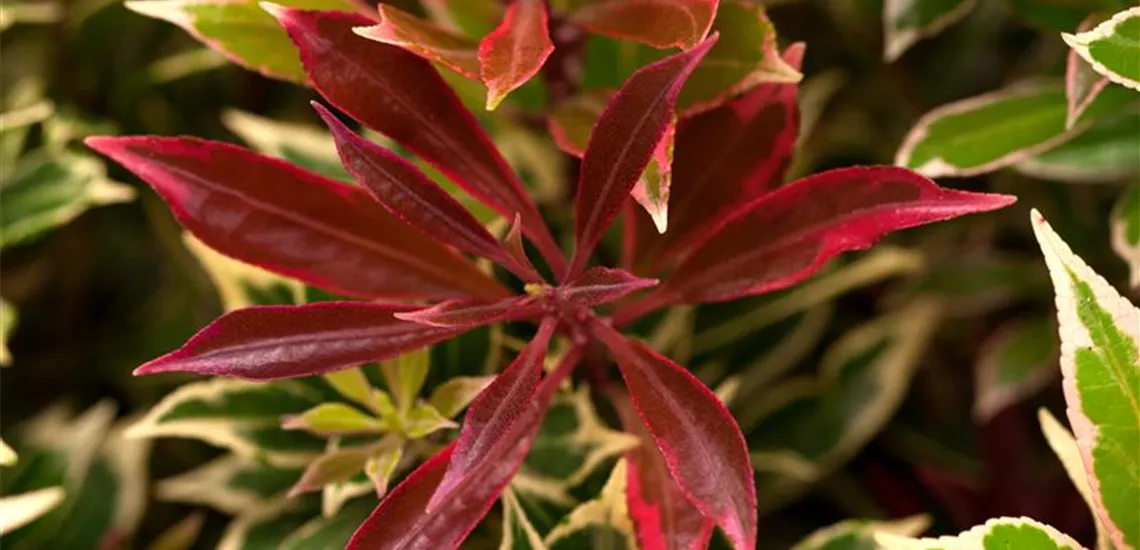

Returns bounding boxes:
[1063,7,1140,91]
[0,298,15,366]
[429,376,496,419]
[478,0,554,110]
[380,347,431,416]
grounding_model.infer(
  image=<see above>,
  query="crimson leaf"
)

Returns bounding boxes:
[394,296,541,328]
[86,136,505,300]
[135,302,461,380]
[563,267,659,307]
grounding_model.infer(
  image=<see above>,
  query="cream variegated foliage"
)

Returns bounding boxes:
[877,517,1086,550]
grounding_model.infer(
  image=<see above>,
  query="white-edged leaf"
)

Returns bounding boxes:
[882,0,978,62]
[1111,184,1140,288]
[1063,7,1140,91]
[1039,408,1114,550]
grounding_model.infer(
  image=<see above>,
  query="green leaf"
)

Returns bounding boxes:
[749,299,942,513]
[0,150,134,248]
[877,517,1086,550]
[322,368,378,413]
[288,445,376,497]
[1064,7,1140,91]
[1039,409,1115,550]
[791,516,930,550]
[523,387,638,491]
[145,512,206,550]
[157,455,301,513]
[125,0,356,83]
[281,403,387,435]
[973,317,1059,422]
[401,403,458,438]
[380,348,431,416]
[278,498,373,550]
[0,298,15,366]
[896,81,1136,177]
[1032,210,1140,550]
[500,488,549,550]
[183,233,304,311]
[428,375,495,419]
[221,110,350,181]
[1016,112,1140,183]
[543,460,637,550]
[363,444,402,497]
[1111,184,1140,288]
[882,0,978,62]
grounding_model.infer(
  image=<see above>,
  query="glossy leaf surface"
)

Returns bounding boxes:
[87,136,504,300]
[135,302,462,381]
[354,4,480,79]
[1063,7,1140,91]
[568,0,716,50]
[478,0,554,110]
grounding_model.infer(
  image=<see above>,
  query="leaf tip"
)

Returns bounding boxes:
[258,2,287,22]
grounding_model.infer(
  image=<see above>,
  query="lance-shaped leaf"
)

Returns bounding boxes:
[426,318,557,511]
[395,296,541,328]
[429,376,496,419]
[882,0,978,62]
[547,90,614,157]
[973,318,1059,423]
[562,267,658,307]
[877,517,1086,550]
[1065,15,1112,128]
[504,214,542,283]
[1015,112,1140,183]
[568,0,716,50]
[270,8,563,272]
[1031,210,1140,550]
[592,324,756,550]
[896,81,1136,178]
[676,0,801,115]
[614,389,714,550]
[792,516,931,550]
[629,119,675,233]
[646,166,1014,306]
[1063,7,1140,91]
[281,403,386,435]
[87,136,504,300]
[570,36,716,277]
[0,487,66,536]
[125,0,356,83]
[1112,184,1140,289]
[628,43,804,272]
[353,4,480,78]
[135,302,464,380]
[1039,409,1115,550]
[478,0,554,110]
[314,102,533,278]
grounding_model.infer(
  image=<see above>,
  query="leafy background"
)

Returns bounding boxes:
[0,0,1135,548]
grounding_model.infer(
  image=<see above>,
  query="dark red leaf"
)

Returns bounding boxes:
[394,296,541,328]
[569,36,717,278]
[593,324,756,550]
[269,8,565,273]
[86,136,505,300]
[504,214,541,283]
[478,0,554,110]
[627,43,804,273]
[563,267,658,307]
[570,0,718,50]
[643,166,1016,308]
[135,302,461,380]
[314,102,534,278]
[426,317,557,511]
[613,389,715,550]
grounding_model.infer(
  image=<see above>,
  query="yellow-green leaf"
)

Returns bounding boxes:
[381,348,431,415]
[281,403,387,435]
[402,403,458,439]
[428,375,496,419]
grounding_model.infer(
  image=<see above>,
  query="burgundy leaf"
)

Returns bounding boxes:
[627,43,804,273]
[394,296,541,328]
[570,0,718,50]
[354,4,480,79]
[592,324,756,550]
[504,213,541,283]
[313,102,535,278]
[86,136,505,300]
[269,8,565,273]
[640,166,1016,309]
[478,0,554,110]
[563,267,658,307]
[570,36,717,278]
[614,391,715,550]
[135,302,461,380]
[426,317,557,511]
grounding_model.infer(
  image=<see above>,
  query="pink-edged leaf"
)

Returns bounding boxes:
[270,8,564,273]
[569,0,717,50]
[563,267,658,307]
[570,36,717,278]
[613,389,715,550]
[394,296,541,328]
[592,324,756,550]
[353,4,480,79]
[626,43,804,273]
[649,166,1016,306]
[478,0,554,110]
[314,102,531,278]
[86,136,505,301]
[426,317,557,511]
[1065,15,1111,129]
[135,302,461,380]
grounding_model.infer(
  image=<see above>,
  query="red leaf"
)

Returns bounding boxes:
[478,0,554,110]
[426,317,557,511]
[270,8,565,273]
[593,325,756,550]
[626,43,804,273]
[503,214,542,283]
[615,394,715,550]
[394,296,541,328]
[135,302,461,380]
[650,166,1016,306]
[86,136,505,301]
[563,267,658,307]
[569,36,717,278]
[314,102,533,278]
[570,0,718,50]
[354,4,480,79]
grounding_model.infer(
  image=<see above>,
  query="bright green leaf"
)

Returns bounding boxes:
[288,445,376,497]
[380,348,431,415]
[364,444,402,497]
[1063,7,1140,91]
[1016,112,1140,183]
[322,368,378,413]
